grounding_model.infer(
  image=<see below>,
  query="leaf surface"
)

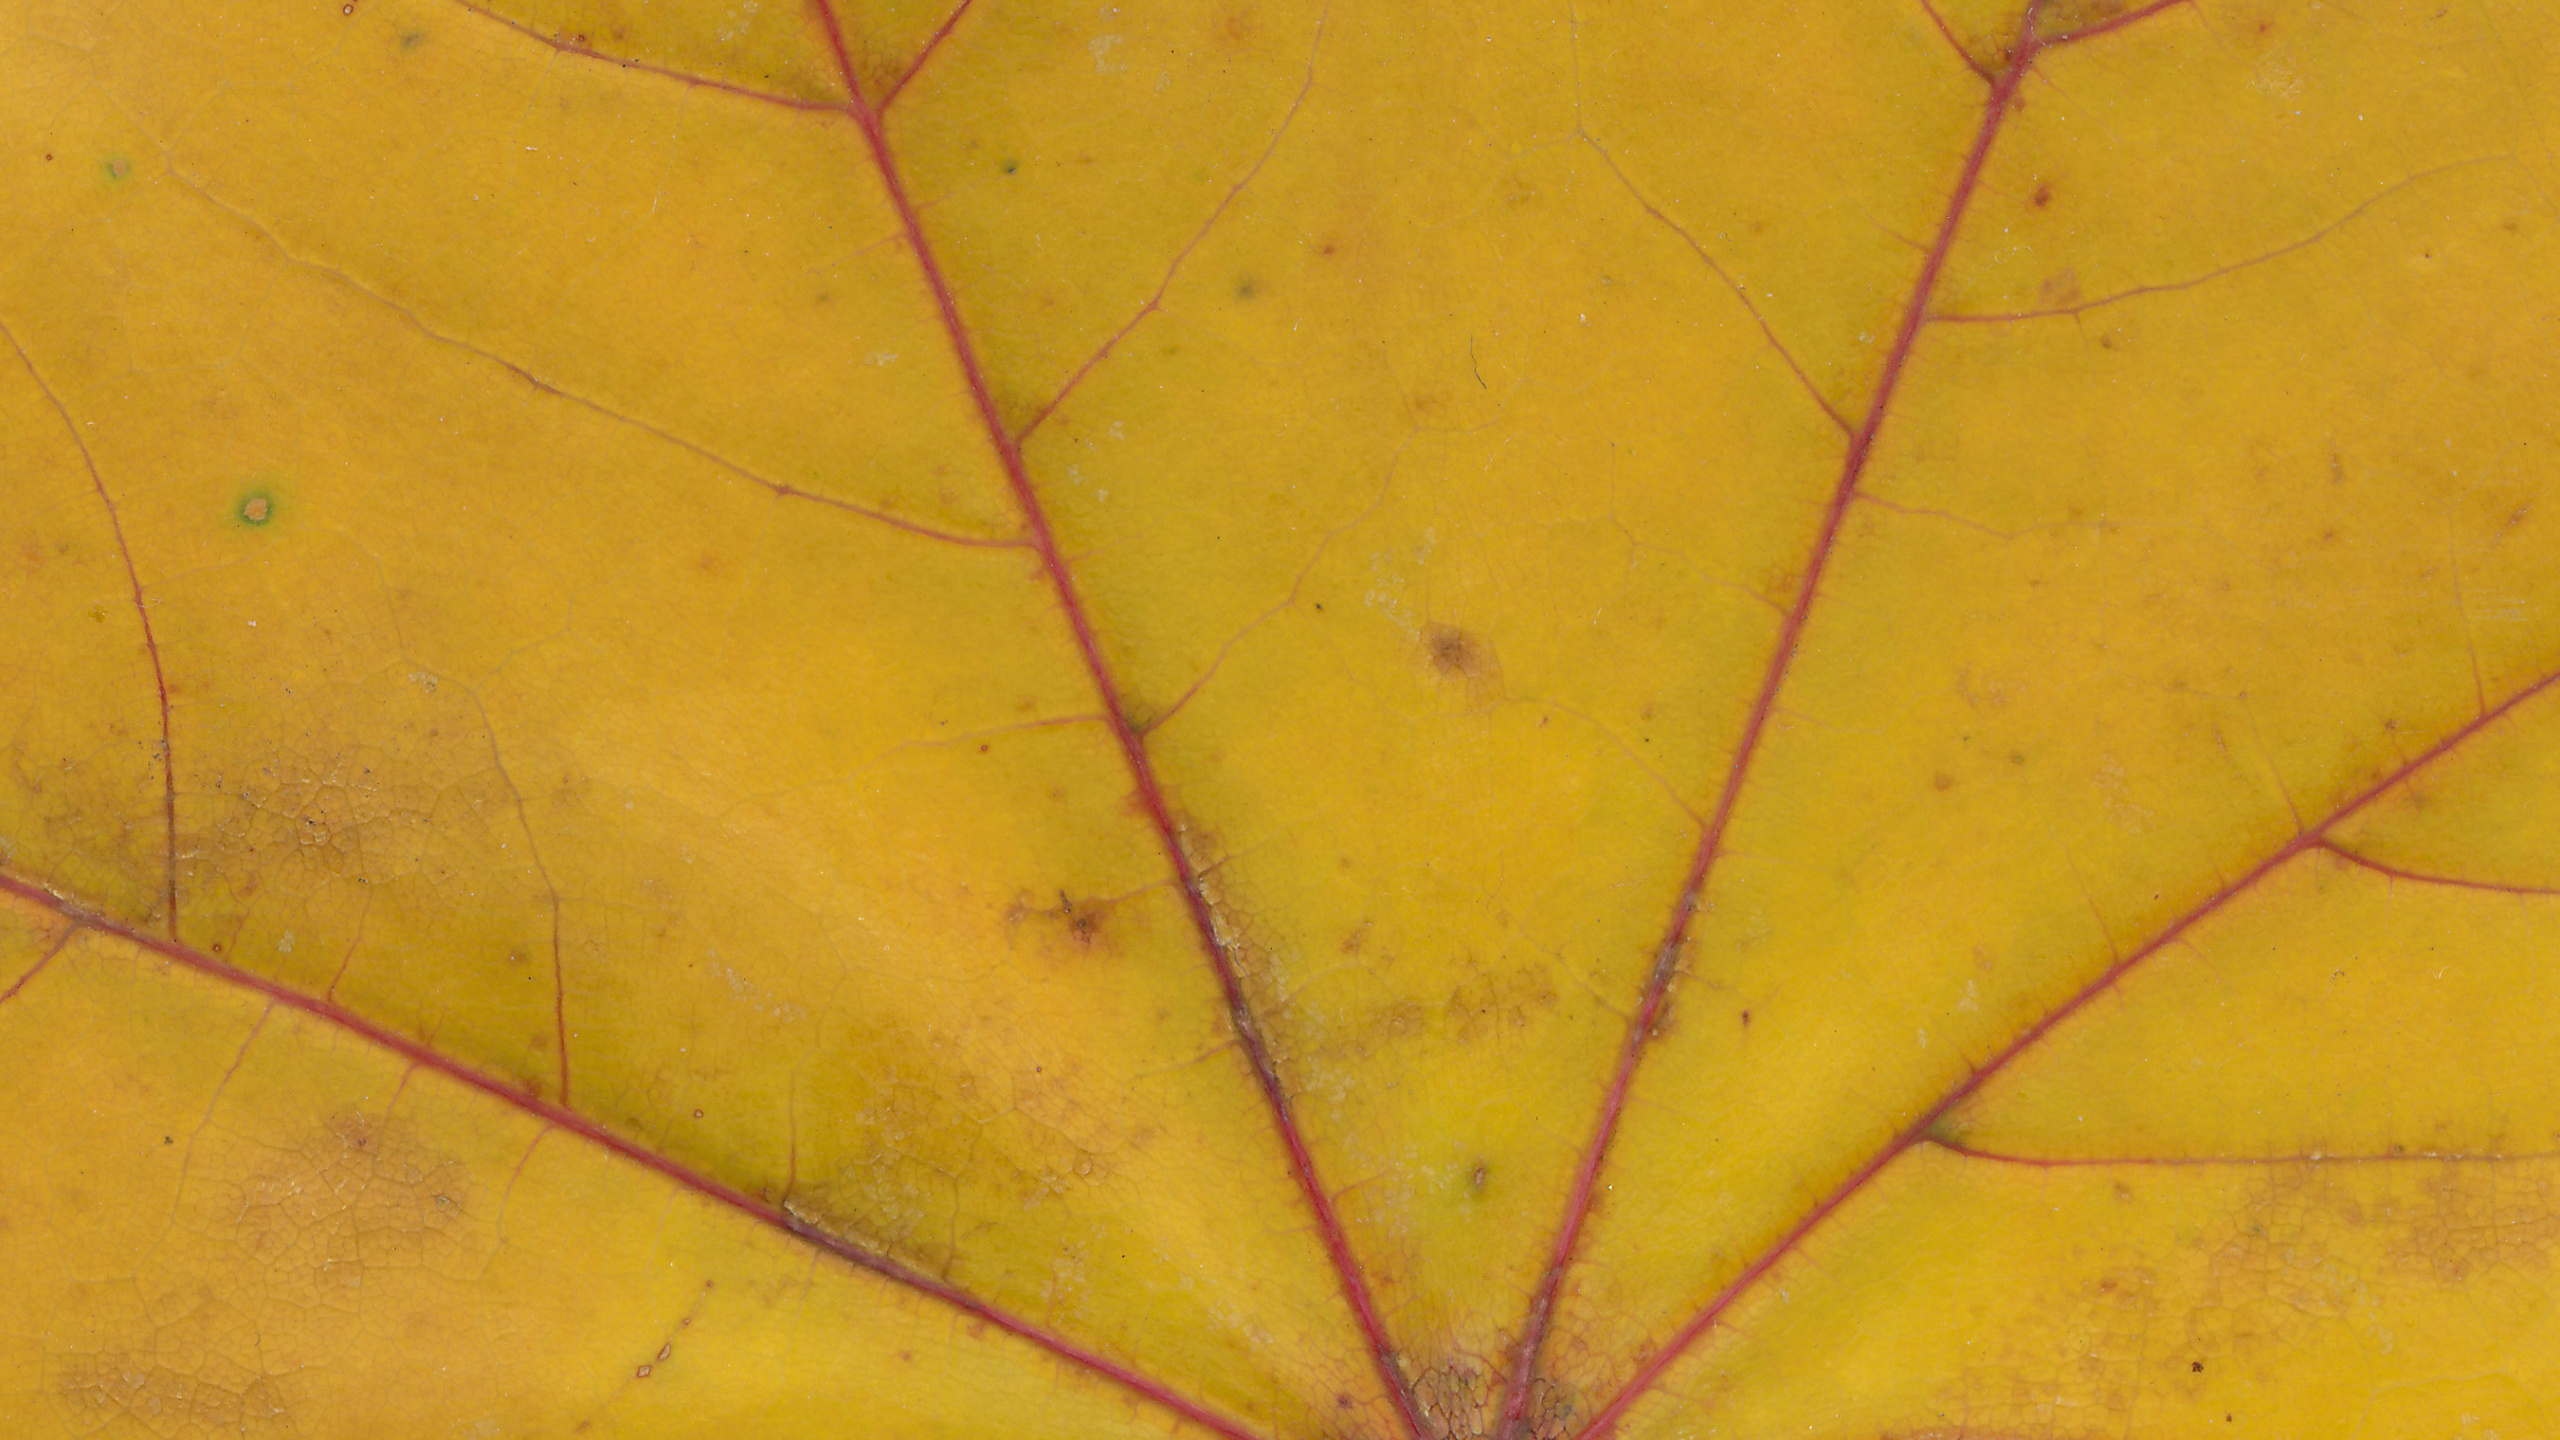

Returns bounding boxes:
[6,0,2560,1435]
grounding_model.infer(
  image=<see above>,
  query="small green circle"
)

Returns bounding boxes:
[236,491,275,526]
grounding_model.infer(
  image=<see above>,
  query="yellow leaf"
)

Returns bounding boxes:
[6,0,2560,1435]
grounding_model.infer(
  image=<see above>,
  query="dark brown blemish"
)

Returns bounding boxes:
[1425,623,1490,681]
[2032,181,2053,208]
[1010,889,1109,950]
[1469,1161,1489,1194]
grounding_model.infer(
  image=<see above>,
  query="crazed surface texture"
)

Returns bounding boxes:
[5,0,2560,1435]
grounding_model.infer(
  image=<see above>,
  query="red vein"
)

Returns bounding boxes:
[1571,664,2560,1440]
[1932,1137,2560,1168]
[1855,490,2025,541]
[1,320,179,938]
[449,0,854,112]
[1915,0,1994,83]
[1581,133,1852,436]
[881,0,977,110]
[2044,0,2193,48]
[806,6,1426,1432]
[0,869,1271,1440]
[2317,839,2560,897]
[1496,22,2045,1436]
[1018,12,1325,442]
[1935,157,2500,325]
[320,888,374,1002]
[168,171,1024,552]
[0,926,77,1008]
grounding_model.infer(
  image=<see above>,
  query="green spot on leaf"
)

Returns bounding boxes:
[236,491,275,527]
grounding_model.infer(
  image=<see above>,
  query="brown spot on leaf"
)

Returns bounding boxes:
[1426,624,1479,675]
[1212,3,1260,49]
[1422,623,1505,708]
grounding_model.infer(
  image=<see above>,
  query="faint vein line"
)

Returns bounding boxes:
[1140,595,1294,740]
[448,0,853,112]
[1572,661,2560,1440]
[0,871,1277,1440]
[804,4,1427,1431]
[1534,698,1705,826]
[159,1002,273,1242]
[488,1124,551,1250]
[1934,156,2505,325]
[1931,1137,2560,1168]
[2235,697,2306,834]
[1608,518,1788,620]
[1499,16,2047,1434]
[1580,131,1853,437]
[1016,5,1328,442]
[2448,522,2489,717]
[2317,839,2560,897]
[1914,0,1993,83]
[1144,432,1408,739]
[459,686,572,1104]
[163,169,1024,550]
[0,926,78,1008]
[1,319,180,937]
[883,712,1111,755]
[882,0,978,110]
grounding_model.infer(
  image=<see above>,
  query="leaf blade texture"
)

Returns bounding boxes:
[7,0,2560,1436]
